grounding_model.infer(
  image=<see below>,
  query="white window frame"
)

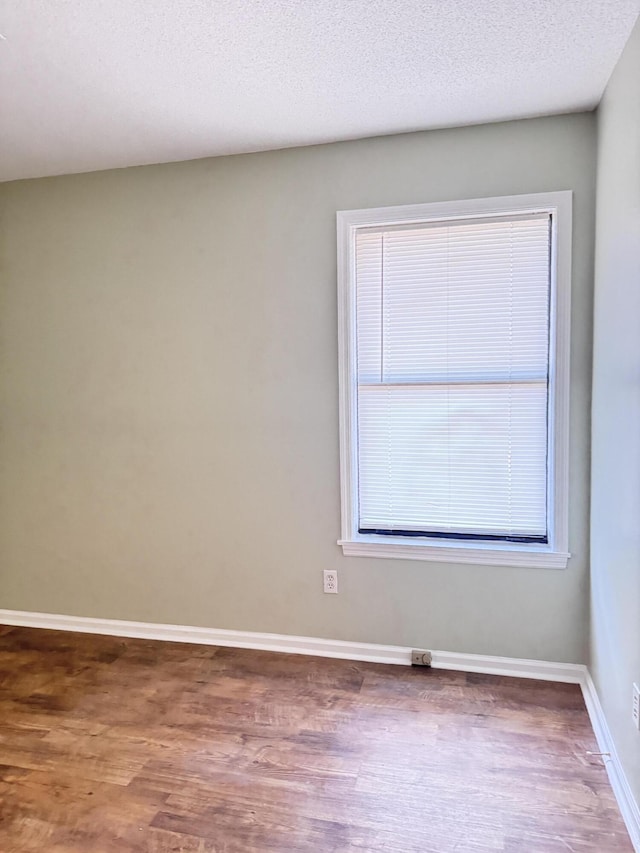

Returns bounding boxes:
[337,191,572,569]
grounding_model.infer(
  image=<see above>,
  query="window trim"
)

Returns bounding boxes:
[337,192,572,569]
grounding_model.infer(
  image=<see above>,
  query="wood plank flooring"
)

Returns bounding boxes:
[0,625,631,852]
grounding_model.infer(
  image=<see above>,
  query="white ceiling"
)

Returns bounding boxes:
[1,1,639,183]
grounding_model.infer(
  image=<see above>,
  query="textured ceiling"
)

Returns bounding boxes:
[1,1,639,182]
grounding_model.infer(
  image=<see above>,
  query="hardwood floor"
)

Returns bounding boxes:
[0,626,631,852]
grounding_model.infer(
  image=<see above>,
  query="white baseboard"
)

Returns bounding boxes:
[0,607,636,849]
[430,649,586,683]
[0,608,412,665]
[0,608,585,681]
[580,671,640,852]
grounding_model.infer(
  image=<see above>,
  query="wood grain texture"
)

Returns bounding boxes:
[0,626,631,852]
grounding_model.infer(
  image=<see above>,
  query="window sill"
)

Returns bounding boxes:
[338,536,570,569]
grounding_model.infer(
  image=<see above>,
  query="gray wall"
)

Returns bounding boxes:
[591,17,640,806]
[0,113,596,662]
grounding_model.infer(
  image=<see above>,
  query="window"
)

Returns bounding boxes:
[337,193,571,568]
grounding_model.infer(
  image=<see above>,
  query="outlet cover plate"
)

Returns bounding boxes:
[411,649,432,667]
[323,570,338,594]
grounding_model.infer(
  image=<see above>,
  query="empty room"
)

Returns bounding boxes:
[1,1,639,851]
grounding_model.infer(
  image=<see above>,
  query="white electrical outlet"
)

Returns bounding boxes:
[633,683,640,731]
[323,570,338,594]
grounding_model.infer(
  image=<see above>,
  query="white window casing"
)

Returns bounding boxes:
[337,192,572,568]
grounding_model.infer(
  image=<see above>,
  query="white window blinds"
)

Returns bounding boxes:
[355,214,551,542]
